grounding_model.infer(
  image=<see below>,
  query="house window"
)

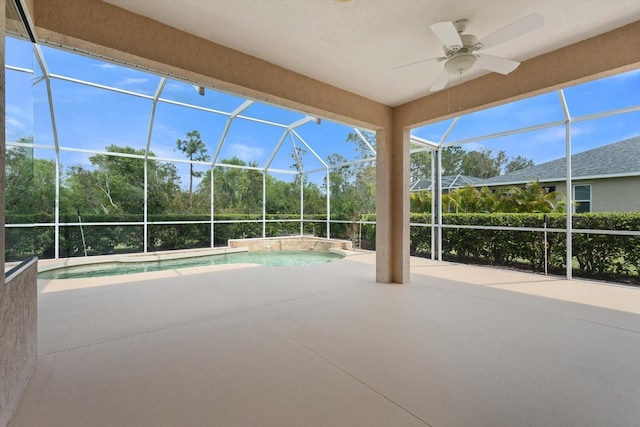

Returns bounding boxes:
[574,184,591,213]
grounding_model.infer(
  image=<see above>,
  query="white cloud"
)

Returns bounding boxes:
[529,127,566,143]
[6,103,29,118]
[568,123,594,138]
[462,141,484,152]
[528,124,593,144]
[225,143,265,162]
[149,144,180,160]
[5,117,25,131]
[118,77,149,86]
[164,82,184,92]
[5,104,29,140]
[95,62,117,70]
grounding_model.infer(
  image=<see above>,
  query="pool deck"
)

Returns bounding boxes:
[10,252,640,426]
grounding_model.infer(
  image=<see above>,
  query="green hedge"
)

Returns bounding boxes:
[5,214,358,261]
[571,213,640,282]
[7,212,639,285]
[411,212,639,285]
[439,213,566,272]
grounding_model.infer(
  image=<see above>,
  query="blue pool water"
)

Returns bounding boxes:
[38,250,344,280]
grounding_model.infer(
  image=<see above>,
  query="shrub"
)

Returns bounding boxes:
[8,212,639,285]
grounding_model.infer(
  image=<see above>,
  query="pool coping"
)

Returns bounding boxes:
[35,246,364,289]
[37,246,251,273]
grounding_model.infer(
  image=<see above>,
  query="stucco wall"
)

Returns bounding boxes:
[590,177,640,212]
[553,176,640,212]
[0,259,38,427]
[228,236,352,252]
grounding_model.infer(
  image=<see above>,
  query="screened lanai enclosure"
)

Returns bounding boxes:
[5,29,640,285]
[5,35,378,261]
[409,69,640,284]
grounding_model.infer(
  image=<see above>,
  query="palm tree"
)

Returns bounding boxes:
[176,130,210,209]
[500,181,564,213]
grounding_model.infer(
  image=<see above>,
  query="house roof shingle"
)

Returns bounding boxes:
[480,136,640,186]
[410,175,484,191]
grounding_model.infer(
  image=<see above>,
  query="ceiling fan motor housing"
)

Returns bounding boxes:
[444,34,480,55]
[444,34,482,74]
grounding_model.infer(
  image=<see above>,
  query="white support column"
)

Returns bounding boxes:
[1,0,5,277]
[565,123,573,279]
[210,167,215,247]
[558,90,573,280]
[435,117,459,261]
[143,78,166,253]
[33,46,61,257]
[326,168,331,239]
[262,171,266,238]
[300,175,304,236]
[430,150,435,260]
[143,160,148,252]
[54,155,60,258]
[436,149,443,261]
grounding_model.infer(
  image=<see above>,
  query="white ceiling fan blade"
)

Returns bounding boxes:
[429,69,450,92]
[392,56,443,70]
[477,13,544,50]
[429,21,463,49]
[476,54,520,75]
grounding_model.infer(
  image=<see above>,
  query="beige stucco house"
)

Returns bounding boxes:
[480,136,640,212]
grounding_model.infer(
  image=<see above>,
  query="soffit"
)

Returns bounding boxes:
[102,0,640,107]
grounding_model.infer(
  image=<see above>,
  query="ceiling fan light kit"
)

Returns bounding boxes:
[444,53,477,74]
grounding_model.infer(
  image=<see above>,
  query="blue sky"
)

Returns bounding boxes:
[412,68,640,166]
[5,37,370,189]
[5,35,640,188]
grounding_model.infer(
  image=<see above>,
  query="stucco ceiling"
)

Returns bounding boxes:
[103,0,640,107]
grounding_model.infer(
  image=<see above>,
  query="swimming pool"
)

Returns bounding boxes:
[38,250,344,280]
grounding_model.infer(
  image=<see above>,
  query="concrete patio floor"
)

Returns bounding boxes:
[10,253,640,427]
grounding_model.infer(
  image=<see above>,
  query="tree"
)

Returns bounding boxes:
[410,150,432,182]
[411,145,534,180]
[290,146,306,185]
[62,145,180,216]
[198,157,263,215]
[265,177,300,215]
[148,159,182,215]
[323,132,377,242]
[176,130,210,208]
[441,146,466,176]
[412,181,564,214]
[496,182,564,213]
[443,186,485,213]
[505,156,535,173]
[5,137,57,222]
[302,181,326,215]
[460,149,501,178]
[326,135,376,220]
[410,190,432,213]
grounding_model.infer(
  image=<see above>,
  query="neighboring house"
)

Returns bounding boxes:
[480,136,640,213]
[410,136,640,213]
[410,175,484,193]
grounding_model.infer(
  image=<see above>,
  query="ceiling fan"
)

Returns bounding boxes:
[399,13,544,92]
